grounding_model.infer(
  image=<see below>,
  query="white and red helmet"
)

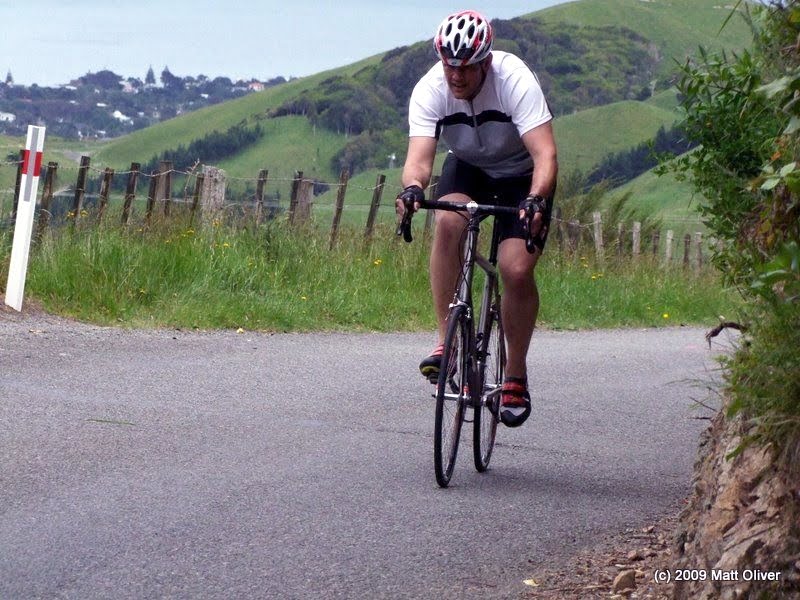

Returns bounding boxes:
[433,10,493,67]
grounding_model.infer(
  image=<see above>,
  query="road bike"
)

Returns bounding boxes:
[397,195,536,487]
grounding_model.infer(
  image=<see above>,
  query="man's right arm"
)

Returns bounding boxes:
[401,136,438,190]
[397,136,438,213]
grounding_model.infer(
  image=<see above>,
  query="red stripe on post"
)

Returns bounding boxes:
[33,151,43,177]
[21,150,43,176]
[22,149,31,175]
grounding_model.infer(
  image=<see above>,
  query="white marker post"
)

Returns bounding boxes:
[4,125,46,311]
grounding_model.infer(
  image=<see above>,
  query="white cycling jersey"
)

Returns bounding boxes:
[408,51,552,178]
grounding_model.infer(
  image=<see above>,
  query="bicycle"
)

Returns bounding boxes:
[397,194,538,487]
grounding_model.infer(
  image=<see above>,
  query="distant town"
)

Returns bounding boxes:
[0,67,288,139]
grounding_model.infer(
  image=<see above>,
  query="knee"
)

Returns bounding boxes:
[434,213,466,247]
[500,259,535,290]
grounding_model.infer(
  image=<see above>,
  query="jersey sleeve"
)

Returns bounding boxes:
[504,64,553,137]
[408,77,443,139]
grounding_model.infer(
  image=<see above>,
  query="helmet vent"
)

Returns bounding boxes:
[433,10,493,66]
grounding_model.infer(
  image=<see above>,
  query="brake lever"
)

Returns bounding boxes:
[522,205,537,254]
[395,198,414,243]
[396,212,413,243]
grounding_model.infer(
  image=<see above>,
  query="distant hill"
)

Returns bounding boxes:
[0,68,286,140]
[1,0,752,221]
[537,0,750,78]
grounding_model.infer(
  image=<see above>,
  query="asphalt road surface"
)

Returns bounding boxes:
[0,311,736,599]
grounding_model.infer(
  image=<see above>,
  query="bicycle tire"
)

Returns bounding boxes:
[434,305,470,488]
[474,303,504,472]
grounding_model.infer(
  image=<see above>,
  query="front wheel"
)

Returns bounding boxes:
[474,304,504,472]
[434,305,470,488]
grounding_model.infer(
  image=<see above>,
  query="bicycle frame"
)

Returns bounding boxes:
[423,199,517,410]
[452,207,500,409]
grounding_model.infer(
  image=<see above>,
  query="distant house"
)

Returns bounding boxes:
[248,81,265,92]
[0,111,15,122]
[112,110,132,124]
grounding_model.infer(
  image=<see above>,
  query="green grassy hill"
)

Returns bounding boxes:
[92,55,381,170]
[1,0,751,232]
[85,0,748,175]
[553,100,679,173]
[537,0,751,79]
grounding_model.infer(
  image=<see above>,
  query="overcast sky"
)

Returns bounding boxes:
[0,1,573,87]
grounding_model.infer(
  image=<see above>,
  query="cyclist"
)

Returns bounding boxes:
[395,9,558,428]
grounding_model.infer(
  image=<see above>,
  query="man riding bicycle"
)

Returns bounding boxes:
[395,10,558,428]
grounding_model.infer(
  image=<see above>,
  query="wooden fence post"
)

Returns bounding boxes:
[592,211,604,260]
[35,162,58,242]
[553,206,563,250]
[159,160,173,217]
[12,149,24,222]
[97,167,114,224]
[190,173,204,227]
[71,155,91,225]
[254,168,268,226]
[201,166,226,223]
[665,230,674,264]
[567,219,581,253]
[683,233,692,269]
[295,179,314,223]
[121,162,140,226]
[288,171,303,225]
[328,168,349,249]
[693,232,703,271]
[632,221,641,257]
[364,173,386,242]
[145,171,158,225]
[617,222,625,256]
[652,231,660,257]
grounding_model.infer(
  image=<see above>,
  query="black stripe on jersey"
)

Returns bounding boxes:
[434,110,513,138]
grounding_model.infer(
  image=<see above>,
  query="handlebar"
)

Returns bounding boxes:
[396,197,539,253]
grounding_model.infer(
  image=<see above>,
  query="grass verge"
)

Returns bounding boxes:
[2,220,741,332]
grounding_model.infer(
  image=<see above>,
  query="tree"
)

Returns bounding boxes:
[145,66,156,86]
[160,66,183,90]
[5,70,12,86]
[79,70,123,90]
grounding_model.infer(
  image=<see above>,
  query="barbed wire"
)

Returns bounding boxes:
[0,152,708,225]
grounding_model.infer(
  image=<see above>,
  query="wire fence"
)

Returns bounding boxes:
[1,154,712,268]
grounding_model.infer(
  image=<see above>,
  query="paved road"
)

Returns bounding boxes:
[0,311,735,599]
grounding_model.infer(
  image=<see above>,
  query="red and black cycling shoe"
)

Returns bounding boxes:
[419,344,445,383]
[499,377,531,427]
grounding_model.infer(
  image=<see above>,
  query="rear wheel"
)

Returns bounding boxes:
[434,305,470,488]
[474,304,504,472]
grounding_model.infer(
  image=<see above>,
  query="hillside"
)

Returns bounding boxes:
[1,0,751,227]
[537,0,751,78]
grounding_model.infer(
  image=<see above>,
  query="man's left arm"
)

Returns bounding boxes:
[522,122,558,199]
[518,122,558,235]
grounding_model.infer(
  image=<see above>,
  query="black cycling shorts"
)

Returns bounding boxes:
[435,154,554,251]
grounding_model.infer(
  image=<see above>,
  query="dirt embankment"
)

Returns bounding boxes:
[526,411,799,600]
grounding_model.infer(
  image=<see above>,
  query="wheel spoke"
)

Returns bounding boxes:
[474,306,504,472]
[434,307,469,487]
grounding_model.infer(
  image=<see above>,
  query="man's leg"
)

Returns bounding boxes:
[497,237,541,379]
[429,193,470,343]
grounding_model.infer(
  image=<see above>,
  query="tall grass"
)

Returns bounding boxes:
[726,301,800,470]
[4,218,742,332]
